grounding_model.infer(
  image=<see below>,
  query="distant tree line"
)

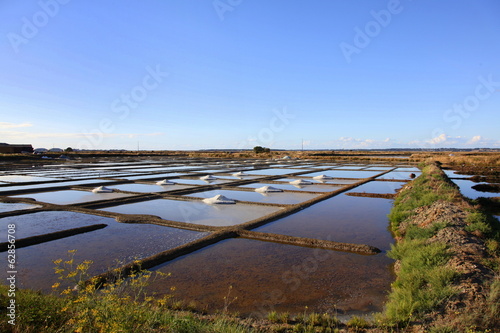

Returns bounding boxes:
[253,146,270,154]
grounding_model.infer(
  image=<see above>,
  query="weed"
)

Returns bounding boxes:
[222,285,238,314]
[346,315,370,329]
[267,311,279,323]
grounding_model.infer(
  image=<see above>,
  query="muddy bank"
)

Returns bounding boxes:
[345,192,395,199]
[471,183,500,193]
[238,230,381,254]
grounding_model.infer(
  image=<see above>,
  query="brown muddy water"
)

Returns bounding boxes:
[0,159,411,318]
[148,238,393,317]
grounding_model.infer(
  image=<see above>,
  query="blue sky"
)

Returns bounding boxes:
[1,0,499,150]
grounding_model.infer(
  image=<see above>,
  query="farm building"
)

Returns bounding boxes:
[0,143,34,154]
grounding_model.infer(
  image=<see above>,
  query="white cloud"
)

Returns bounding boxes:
[467,135,482,144]
[0,122,33,129]
[428,133,447,145]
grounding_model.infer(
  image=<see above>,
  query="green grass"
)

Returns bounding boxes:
[382,240,457,325]
[388,164,459,233]
[405,221,448,240]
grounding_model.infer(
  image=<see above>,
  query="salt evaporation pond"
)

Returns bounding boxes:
[451,179,500,199]
[185,189,319,205]
[347,180,404,194]
[0,175,62,183]
[245,168,313,176]
[111,183,194,193]
[11,189,131,205]
[101,198,282,226]
[0,211,105,238]
[377,170,421,180]
[0,158,419,318]
[239,182,344,192]
[148,238,393,317]
[0,211,208,292]
[256,194,395,252]
[0,202,41,213]
[302,170,382,179]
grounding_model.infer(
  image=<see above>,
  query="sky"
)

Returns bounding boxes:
[0,0,499,150]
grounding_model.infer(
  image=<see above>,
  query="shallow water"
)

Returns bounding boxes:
[185,189,319,205]
[0,211,107,238]
[111,183,194,193]
[255,194,394,251]
[347,180,404,194]
[0,202,42,213]
[377,170,421,180]
[100,198,282,226]
[119,172,188,180]
[11,190,131,205]
[442,169,471,179]
[239,182,344,192]
[170,178,235,185]
[301,170,382,179]
[0,179,116,194]
[245,168,312,176]
[0,175,62,183]
[362,166,394,171]
[451,179,500,199]
[0,212,208,291]
[331,166,368,170]
[148,238,394,317]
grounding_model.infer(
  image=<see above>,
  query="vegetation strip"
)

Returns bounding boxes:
[0,224,107,252]
[379,161,500,331]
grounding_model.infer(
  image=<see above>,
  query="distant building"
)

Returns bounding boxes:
[48,148,63,153]
[0,143,33,154]
[34,148,48,154]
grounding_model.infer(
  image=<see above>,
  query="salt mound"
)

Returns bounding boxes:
[202,194,235,204]
[232,171,247,177]
[92,186,113,193]
[200,175,217,181]
[156,179,175,185]
[313,175,332,180]
[255,185,283,193]
[289,179,312,185]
